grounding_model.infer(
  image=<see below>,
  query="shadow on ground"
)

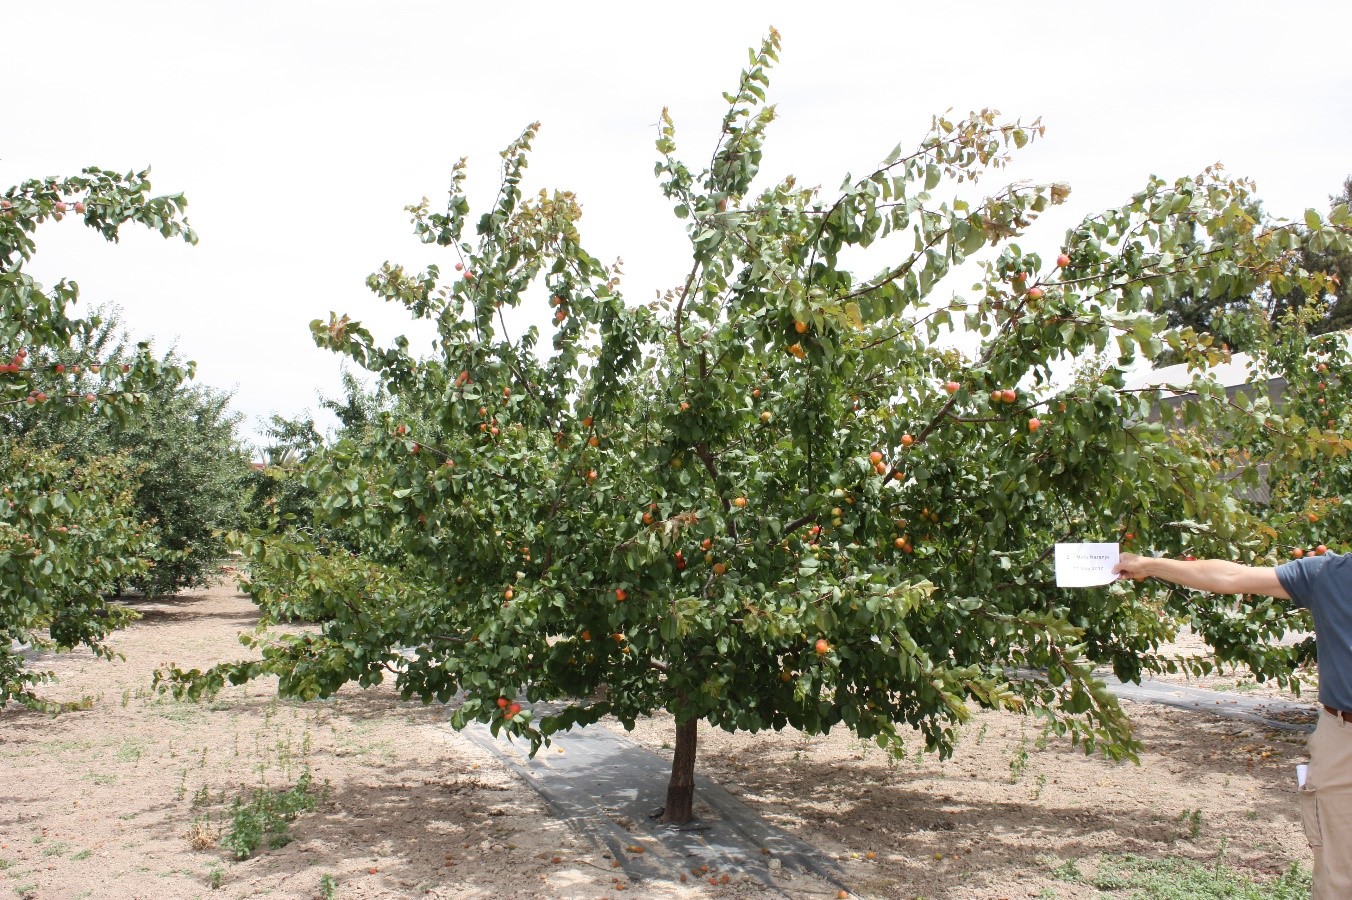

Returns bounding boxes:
[115,592,261,630]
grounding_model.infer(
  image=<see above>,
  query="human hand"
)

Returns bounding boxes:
[1113,552,1149,581]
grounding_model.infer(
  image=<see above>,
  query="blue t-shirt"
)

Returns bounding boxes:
[1275,552,1352,713]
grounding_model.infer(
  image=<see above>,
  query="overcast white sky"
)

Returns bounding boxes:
[5,1,1350,450]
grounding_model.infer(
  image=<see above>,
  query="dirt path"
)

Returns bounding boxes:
[0,579,1315,899]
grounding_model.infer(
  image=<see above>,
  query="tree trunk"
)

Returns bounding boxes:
[660,715,698,825]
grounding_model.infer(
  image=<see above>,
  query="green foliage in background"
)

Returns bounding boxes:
[1,168,196,706]
[1151,175,1352,359]
[12,308,251,597]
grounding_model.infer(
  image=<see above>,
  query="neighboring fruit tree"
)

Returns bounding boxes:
[165,34,1350,823]
[1,168,196,707]
[12,308,252,597]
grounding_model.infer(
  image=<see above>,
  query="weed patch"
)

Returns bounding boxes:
[219,769,321,860]
[1089,854,1311,899]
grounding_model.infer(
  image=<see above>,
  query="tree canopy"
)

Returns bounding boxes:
[159,33,1351,823]
[12,309,251,597]
[1,168,197,706]
[1150,175,1352,358]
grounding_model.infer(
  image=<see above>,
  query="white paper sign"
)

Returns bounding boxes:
[1054,542,1120,588]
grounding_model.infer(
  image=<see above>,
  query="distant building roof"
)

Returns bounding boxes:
[1124,352,1266,392]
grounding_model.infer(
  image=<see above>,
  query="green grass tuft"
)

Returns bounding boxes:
[1088,854,1311,899]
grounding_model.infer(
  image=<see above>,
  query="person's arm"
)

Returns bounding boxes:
[1114,552,1290,599]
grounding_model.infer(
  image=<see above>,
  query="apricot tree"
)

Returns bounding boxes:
[1163,298,1352,673]
[175,33,1349,822]
[1,168,196,707]
[17,317,251,598]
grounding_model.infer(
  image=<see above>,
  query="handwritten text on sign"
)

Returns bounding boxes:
[1054,543,1120,588]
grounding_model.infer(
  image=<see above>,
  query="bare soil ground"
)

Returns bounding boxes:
[1139,624,1319,703]
[0,579,1315,899]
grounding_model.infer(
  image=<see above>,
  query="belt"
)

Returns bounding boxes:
[1323,704,1352,724]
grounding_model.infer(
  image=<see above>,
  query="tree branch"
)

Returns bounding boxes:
[672,261,701,350]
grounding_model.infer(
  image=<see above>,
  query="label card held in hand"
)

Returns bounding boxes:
[1054,542,1120,588]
